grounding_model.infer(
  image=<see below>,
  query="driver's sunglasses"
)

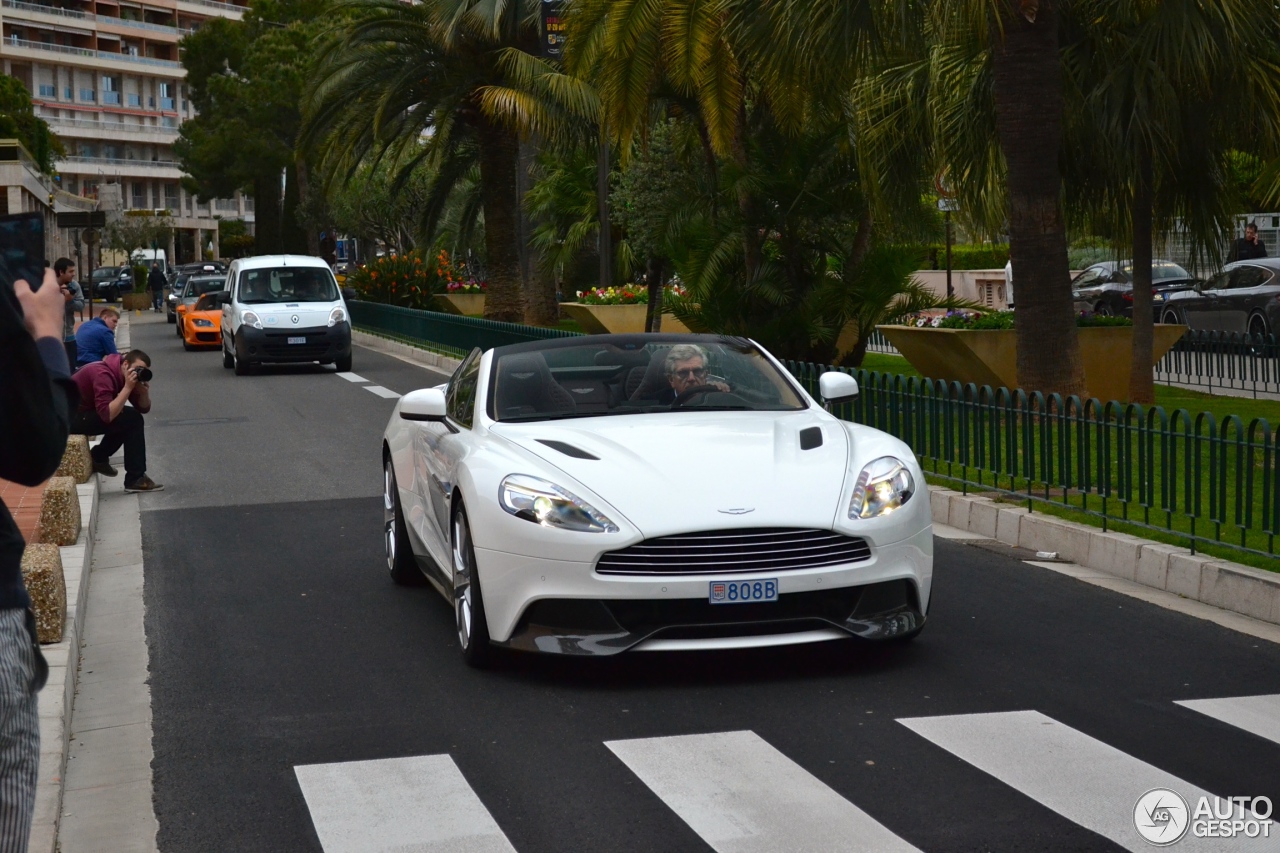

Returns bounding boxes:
[673,367,708,379]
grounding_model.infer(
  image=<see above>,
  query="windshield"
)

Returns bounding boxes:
[194,294,222,311]
[184,277,225,299]
[489,338,807,422]
[237,266,338,304]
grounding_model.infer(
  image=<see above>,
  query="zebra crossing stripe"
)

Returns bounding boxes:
[899,710,1262,853]
[364,385,401,399]
[605,730,919,853]
[337,372,369,383]
[294,754,516,853]
[1176,694,1280,747]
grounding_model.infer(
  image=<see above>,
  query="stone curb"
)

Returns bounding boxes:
[29,476,98,853]
[931,488,1280,626]
[351,328,462,374]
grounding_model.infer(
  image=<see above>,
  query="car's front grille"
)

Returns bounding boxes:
[595,528,871,576]
[195,332,218,343]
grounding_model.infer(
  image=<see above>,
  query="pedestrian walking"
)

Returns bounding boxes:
[0,267,74,852]
[74,307,119,368]
[54,258,82,368]
[147,263,166,312]
[1228,222,1267,262]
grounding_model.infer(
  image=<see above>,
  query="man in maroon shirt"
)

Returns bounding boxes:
[70,350,164,492]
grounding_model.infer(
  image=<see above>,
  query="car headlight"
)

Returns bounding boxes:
[499,474,618,533]
[192,318,213,327]
[1153,293,1165,302]
[243,311,262,329]
[328,306,346,327]
[849,456,915,519]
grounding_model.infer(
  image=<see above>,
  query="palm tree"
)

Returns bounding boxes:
[1063,0,1280,402]
[303,0,542,322]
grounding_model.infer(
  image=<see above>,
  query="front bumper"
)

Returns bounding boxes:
[474,525,933,655]
[236,322,351,364]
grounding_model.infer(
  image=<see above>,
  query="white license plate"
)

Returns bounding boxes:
[287,336,306,344]
[709,578,778,604]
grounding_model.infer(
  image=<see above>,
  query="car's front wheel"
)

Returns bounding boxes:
[222,341,234,369]
[1161,308,1182,325]
[384,459,423,586]
[335,353,352,373]
[232,333,254,375]
[452,504,491,668]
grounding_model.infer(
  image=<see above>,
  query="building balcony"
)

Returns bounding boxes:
[174,0,244,18]
[57,155,184,179]
[0,0,192,36]
[3,36,184,71]
[43,115,179,143]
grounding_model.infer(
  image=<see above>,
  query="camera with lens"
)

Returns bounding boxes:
[134,367,153,383]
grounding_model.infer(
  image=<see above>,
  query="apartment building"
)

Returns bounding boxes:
[0,0,254,262]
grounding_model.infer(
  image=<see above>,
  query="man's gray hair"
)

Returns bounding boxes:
[665,343,708,375]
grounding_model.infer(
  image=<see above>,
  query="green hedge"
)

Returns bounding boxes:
[918,244,1010,270]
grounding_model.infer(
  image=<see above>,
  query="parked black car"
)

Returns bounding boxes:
[90,265,132,302]
[1071,260,1198,317]
[1160,258,1280,337]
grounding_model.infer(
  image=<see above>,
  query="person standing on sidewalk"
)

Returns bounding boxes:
[147,263,165,312]
[0,268,74,852]
[54,259,82,368]
[70,351,163,493]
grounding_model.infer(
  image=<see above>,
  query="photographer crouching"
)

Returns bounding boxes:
[71,350,164,493]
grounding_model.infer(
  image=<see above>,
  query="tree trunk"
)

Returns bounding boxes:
[990,0,1084,398]
[282,161,309,254]
[476,116,525,322]
[254,174,281,255]
[733,99,761,285]
[644,256,665,332]
[525,261,560,327]
[1128,145,1155,404]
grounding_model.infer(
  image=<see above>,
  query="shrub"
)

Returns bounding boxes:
[910,310,1131,329]
[132,264,148,294]
[346,251,448,310]
[916,244,1010,270]
[575,283,686,306]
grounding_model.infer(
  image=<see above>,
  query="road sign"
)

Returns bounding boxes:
[81,227,98,245]
[56,211,106,229]
[937,198,959,212]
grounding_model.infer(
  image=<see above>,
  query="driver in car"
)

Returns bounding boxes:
[660,344,730,404]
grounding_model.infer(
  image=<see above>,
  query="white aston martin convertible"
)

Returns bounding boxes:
[382,334,933,667]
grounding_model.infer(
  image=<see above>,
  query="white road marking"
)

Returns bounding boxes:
[337,372,369,383]
[605,730,919,853]
[294,754,516,853]
[899,710,1266,852]
[1177,694,1280,746]
[364,385,401,399]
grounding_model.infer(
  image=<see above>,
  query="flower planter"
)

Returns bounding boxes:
[560,303,692,335]
[434,294,485,316]
[122,292,151,311]
[875,324,1188,403]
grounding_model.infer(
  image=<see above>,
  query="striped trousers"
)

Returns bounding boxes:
[0,609,40,853]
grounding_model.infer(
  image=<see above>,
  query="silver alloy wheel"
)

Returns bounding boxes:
[452,512,474,650]
[383,461,397,574]
[1249,314,1267,339]
[1162,309,1180,325]
[1096,302,1112,316]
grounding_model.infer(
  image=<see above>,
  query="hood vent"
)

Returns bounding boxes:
[799,427,823,450]
[536,439,599,460]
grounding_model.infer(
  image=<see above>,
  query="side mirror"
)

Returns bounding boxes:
[819,371,859,405]
[399,388,448,422]
[342,287,358,303]
[216,290,231,305]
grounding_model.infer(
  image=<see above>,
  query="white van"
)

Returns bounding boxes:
[130,249,168,276]
[220,254,355,375]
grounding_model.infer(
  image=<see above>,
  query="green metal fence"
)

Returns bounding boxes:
[349,300,579,356]
[788,362,1278,562]
[348,302,1278,563]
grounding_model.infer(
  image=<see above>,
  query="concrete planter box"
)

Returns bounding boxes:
[434,293,485,316]
[121,292,151,311]
[876,324,1187,403]
[560,303,693,335]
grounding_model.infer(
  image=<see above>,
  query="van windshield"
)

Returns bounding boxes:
[237,267,338,304]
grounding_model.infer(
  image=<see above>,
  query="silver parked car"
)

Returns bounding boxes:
[1160,258,1280,337]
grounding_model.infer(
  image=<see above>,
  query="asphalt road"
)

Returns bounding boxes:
[129,313,1280,852]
